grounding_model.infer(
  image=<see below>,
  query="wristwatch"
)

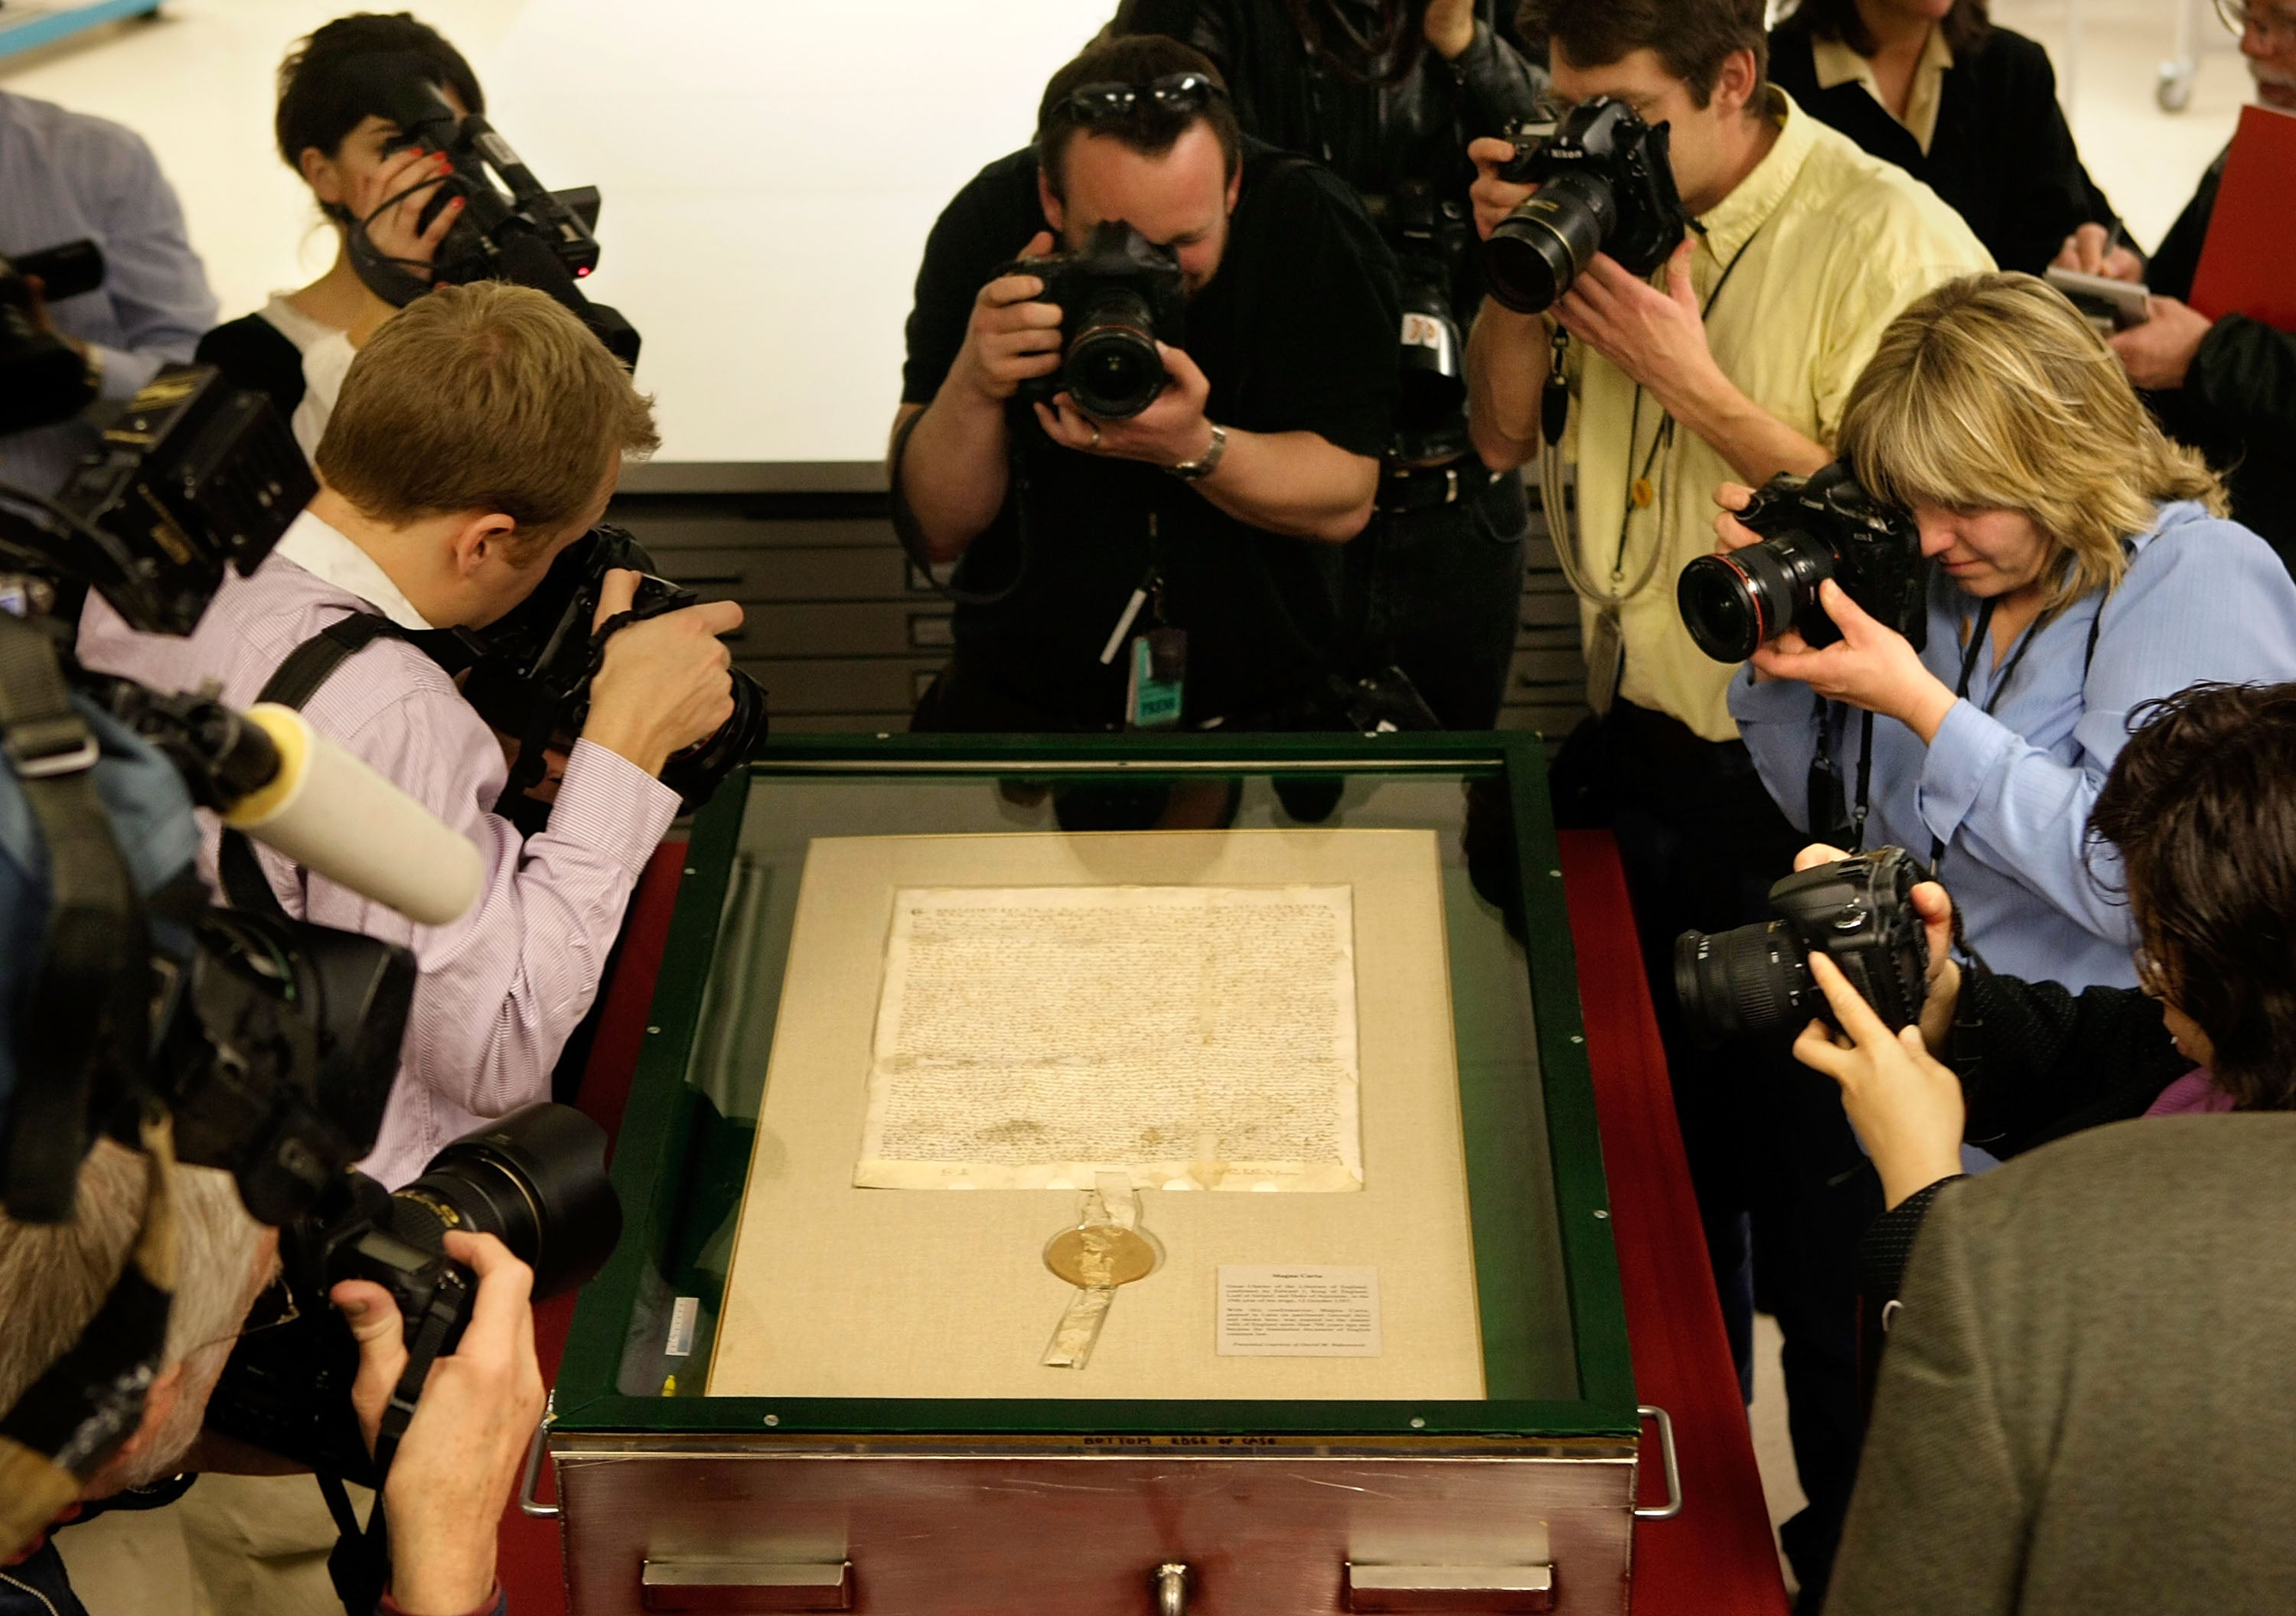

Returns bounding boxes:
[1166,423,1228,483]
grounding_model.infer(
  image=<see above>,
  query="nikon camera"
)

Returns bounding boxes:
[1677,462,1929,664]
[1483,97,1689,315]
[1675,848,1929,1045]
[998,220,1187,422]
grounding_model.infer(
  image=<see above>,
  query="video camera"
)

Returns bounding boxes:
[0,356,620,1564]
[344,57,640,366]
[999,221,1187,422]
[1483,97,1688,315]
[0,239,106,435]
[1674,846,1929,1045]
[1676,462,1929,664]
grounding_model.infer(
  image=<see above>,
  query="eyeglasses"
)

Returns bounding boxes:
[2216,0,2296,47]
[1057,72,1228,124]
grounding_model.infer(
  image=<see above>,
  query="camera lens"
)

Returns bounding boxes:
[1677,529,1838,663]
[386,1102,621,1298]
[1065,288,1167,420]
[660,667,770,810]
[1674,921,1814,1044]
[1482,171,1616,314]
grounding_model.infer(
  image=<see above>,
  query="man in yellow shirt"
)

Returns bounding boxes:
[1465,1,1989,1607]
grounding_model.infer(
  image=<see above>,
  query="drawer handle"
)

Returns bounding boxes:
[1344,1563,1554,1613]
[640,1560,853,1613]
[1154,1562,1189,1616]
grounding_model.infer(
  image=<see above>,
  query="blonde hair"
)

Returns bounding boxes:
[1839,272,2226,606]
[317,282,660,542]
[0,1142,264,1422]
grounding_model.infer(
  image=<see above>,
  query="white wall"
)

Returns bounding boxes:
[3,0,1111,468]
[0,0,2251,467]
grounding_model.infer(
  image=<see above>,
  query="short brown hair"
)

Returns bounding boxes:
[2089,682,2296,1111]
[1035,35,1242,203]
[1840,274,2224,608]
[1518,0,1767,108]
[316,282,658,537]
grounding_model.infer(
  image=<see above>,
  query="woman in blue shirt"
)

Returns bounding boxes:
[1717,272,2296,990]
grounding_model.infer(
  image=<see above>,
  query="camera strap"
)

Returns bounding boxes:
[0,611,147,1223]
[217,614,409,925]
[0,1108,178,1564]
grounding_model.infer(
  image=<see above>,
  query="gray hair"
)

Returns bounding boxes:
[0,1142,266,1434]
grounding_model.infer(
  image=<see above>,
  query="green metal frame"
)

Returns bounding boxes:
[555,731,1636,1442]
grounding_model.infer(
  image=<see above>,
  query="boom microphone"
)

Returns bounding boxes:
[222,703,482,927]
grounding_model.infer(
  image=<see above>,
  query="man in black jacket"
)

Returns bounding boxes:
[893,34,1399,739]
[1111,0,1548,728]
[2056,0,2296,573]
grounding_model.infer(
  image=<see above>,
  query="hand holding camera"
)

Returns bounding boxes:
[334,1230,543,1616]
[345,145,465,293]
[1694,471,1956,741]
[957,230,1066,406]
[1793,842,1961,1051]
[582,567,745,780]
[1792,950,1968,1211]
[1032,339,1215,470]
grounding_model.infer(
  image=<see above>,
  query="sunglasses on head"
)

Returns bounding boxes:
[1058,72,1228,122]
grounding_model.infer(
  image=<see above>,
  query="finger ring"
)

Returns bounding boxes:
[1089,424,1103,450]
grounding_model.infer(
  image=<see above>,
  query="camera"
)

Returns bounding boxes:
[1483,97,1690,316]
[28,365,318,635]
[204,1103,621,1483]
[1000,221,1188,422]
[344,60,640,366]
[454,524,769,823]
[1677,462,1929,664]
[1384,180,1475,465]
[0,239,106,435]
[1675,847,1929,1045]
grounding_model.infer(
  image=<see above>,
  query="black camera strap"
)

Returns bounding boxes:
[217,614,408,925]
[0,612,147,1223]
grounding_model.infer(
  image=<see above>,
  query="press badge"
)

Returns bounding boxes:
[1126,627,1186,730]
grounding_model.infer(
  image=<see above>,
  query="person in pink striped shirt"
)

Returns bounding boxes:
[80,282,742,1188]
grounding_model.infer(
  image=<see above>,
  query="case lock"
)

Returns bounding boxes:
[1154,1561,1190,1616]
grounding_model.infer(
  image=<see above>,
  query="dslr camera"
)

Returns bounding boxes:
[207,1103,620,1482]
[0,239,106,435]
[1483,97,1690,315]
[454,524,770,826]
[1675,847,1929,1044]
[1677,462,1929,664]
[999,220,1187,422]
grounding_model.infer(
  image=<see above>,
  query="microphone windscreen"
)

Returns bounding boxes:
[223,704,483,927]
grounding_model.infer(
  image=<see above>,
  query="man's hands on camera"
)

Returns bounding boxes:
[1793,842,1960,1050]
[2052,223,2145,285]
[1793,951,1967,1210]
[580,569,742,778]
[1713,483,1958,741]
[953,230,1064,407]
[331,1232,543,1616]
[1034,342,1218,471]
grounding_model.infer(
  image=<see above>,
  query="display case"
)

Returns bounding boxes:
[546,733,1659,1616]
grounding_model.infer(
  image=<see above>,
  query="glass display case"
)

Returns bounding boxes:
[548,733,1648,1616]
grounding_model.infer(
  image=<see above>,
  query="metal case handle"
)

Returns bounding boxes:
[1634,1404,1683,1520]
[517,1415,559,1520]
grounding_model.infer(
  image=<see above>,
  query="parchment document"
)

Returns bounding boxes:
[856,885,1362,1191]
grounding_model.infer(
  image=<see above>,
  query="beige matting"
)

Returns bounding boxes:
[706,827,1485,1402]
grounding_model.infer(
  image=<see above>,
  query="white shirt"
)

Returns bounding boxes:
[256,295,357,461]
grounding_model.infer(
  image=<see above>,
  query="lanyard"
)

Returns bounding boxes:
[1923,595,2052,872]
[1600,220,1763,601]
